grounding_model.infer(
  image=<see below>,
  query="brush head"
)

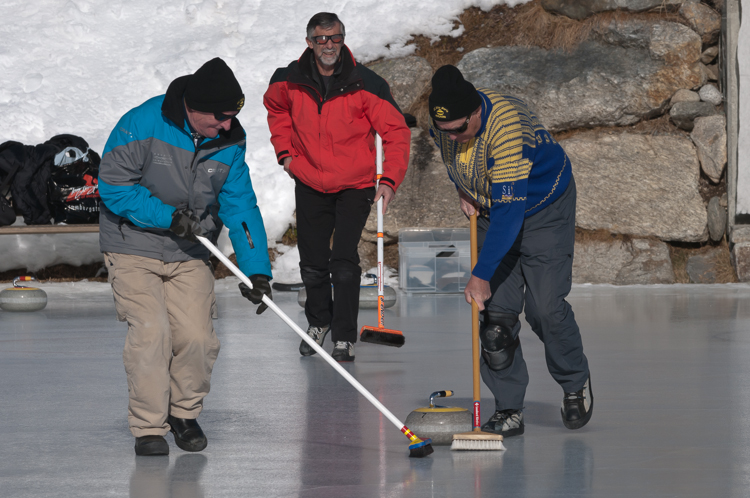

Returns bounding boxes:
[450,431,506,451]
[408,437,434,458]
[359,327,405,347]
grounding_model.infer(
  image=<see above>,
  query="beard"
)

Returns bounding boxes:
[317,50,339,68]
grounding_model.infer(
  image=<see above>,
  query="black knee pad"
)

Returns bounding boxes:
[480,311,520,371]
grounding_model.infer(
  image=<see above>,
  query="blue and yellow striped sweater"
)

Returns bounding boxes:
[430,88,571,280]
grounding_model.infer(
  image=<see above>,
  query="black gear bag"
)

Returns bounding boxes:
[46,135,102,224]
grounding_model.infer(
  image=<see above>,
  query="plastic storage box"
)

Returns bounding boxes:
[398,228,471,293]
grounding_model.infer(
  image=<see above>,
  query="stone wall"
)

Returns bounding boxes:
[362,0,735,284]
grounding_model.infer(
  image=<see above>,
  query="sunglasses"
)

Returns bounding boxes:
[213,112,234,121]
[311,34,344,45]
[434,114,471,135]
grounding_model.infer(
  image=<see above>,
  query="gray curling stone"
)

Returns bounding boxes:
[0,278,48,312]
[405,391,472,445]
[297,285,397,309]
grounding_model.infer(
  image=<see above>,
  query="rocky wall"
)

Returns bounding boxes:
[363,0,734,284]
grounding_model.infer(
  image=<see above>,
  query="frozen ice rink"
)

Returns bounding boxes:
[2,280,750,497]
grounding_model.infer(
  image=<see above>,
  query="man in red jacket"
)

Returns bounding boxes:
[264,12,410,362]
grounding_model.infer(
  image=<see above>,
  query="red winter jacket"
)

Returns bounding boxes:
[263,46,410,193]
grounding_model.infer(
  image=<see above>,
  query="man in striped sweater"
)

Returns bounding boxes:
[428,65,592,437]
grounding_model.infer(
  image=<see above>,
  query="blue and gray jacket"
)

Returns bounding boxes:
[98,75,272,279]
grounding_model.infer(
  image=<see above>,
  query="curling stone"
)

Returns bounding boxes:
[297,284,397,309]
[405,391,472,445]
[271,281,304,292]
[0,276,48,312]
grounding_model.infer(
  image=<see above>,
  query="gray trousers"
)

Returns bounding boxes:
[477,178,589,411]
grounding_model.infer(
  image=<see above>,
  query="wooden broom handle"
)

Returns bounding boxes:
[470,212,481,429]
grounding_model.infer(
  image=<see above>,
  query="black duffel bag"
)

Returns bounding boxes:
[47,135,101,224]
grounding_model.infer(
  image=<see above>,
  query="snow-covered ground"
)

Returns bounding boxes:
[0,0,529,281]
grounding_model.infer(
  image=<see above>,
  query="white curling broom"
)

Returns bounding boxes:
[196,235,433,458]
[359,133,405,348]
[451,213,506,451]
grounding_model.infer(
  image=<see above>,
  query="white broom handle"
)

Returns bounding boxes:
[196,235,406,432]
[376,134,385,325]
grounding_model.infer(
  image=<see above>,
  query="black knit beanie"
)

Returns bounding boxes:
[428,65,481,122]
[184,58,245,113]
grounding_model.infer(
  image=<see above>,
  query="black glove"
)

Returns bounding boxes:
[239,275,272,315]
[170,209,205,242]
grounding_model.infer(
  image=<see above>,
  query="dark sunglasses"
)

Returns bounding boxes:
[213,112,234,121]
[311,34,344,45]
[434,114,471,134]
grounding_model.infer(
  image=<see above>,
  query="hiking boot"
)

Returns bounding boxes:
[331,341,355,362]
[168,415,208,452]
[561,377,593,430]
[299,325,330,356]
[481,409,524,437]
[134,435,169,456]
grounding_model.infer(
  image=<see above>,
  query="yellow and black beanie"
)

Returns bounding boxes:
[428,65,481,122]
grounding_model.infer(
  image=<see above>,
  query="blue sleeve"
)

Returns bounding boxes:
[218,148,273,279]
[98,179,175,229]
[98,104,176,229]
[472,179,527,281]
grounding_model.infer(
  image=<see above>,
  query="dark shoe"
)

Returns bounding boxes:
[562,377,593,430]
[134,435,169,456]
[299,325,330,356]
[481,409,524,437]
[168,415,208,452]
[331,341,355,362]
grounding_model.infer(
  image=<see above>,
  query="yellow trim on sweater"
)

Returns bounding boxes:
[433,90,554,211]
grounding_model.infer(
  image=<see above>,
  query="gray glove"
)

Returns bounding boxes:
[239,275,272,315]
[170,209,204,242]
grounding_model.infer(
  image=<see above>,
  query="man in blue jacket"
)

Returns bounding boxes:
[99,58,272,456]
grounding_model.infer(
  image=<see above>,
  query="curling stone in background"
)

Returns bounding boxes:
[405,391,472,445]
[297,275,397,310]
[271,282,305,292]
[0,276,48,312]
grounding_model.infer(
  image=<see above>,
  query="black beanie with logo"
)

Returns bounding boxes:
[184,57,245,114]
[428,65,481,122]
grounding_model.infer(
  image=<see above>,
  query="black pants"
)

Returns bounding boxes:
[295,180,374,343]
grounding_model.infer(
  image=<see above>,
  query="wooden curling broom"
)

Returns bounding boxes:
[196,235,431,457]
[451,213,506,451]
[360,133,405,348]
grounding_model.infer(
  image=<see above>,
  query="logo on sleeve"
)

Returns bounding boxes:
[501,184,514,202]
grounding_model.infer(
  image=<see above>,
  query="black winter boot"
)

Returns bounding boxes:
[168,415,208,452]
[134,435,169,456]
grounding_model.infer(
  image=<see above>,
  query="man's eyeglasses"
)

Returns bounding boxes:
[311,34,344,45]
[434,114,471,135]
[213,112,234,122]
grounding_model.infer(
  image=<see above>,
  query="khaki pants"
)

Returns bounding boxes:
[104,252,220,437]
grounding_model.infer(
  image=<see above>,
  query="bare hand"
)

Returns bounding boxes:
[373,184,395,214]
[458,189,480,218]
[282,157,295,179]
[464,274,491,311]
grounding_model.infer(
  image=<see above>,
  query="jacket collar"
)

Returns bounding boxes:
[291,45,360,96]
